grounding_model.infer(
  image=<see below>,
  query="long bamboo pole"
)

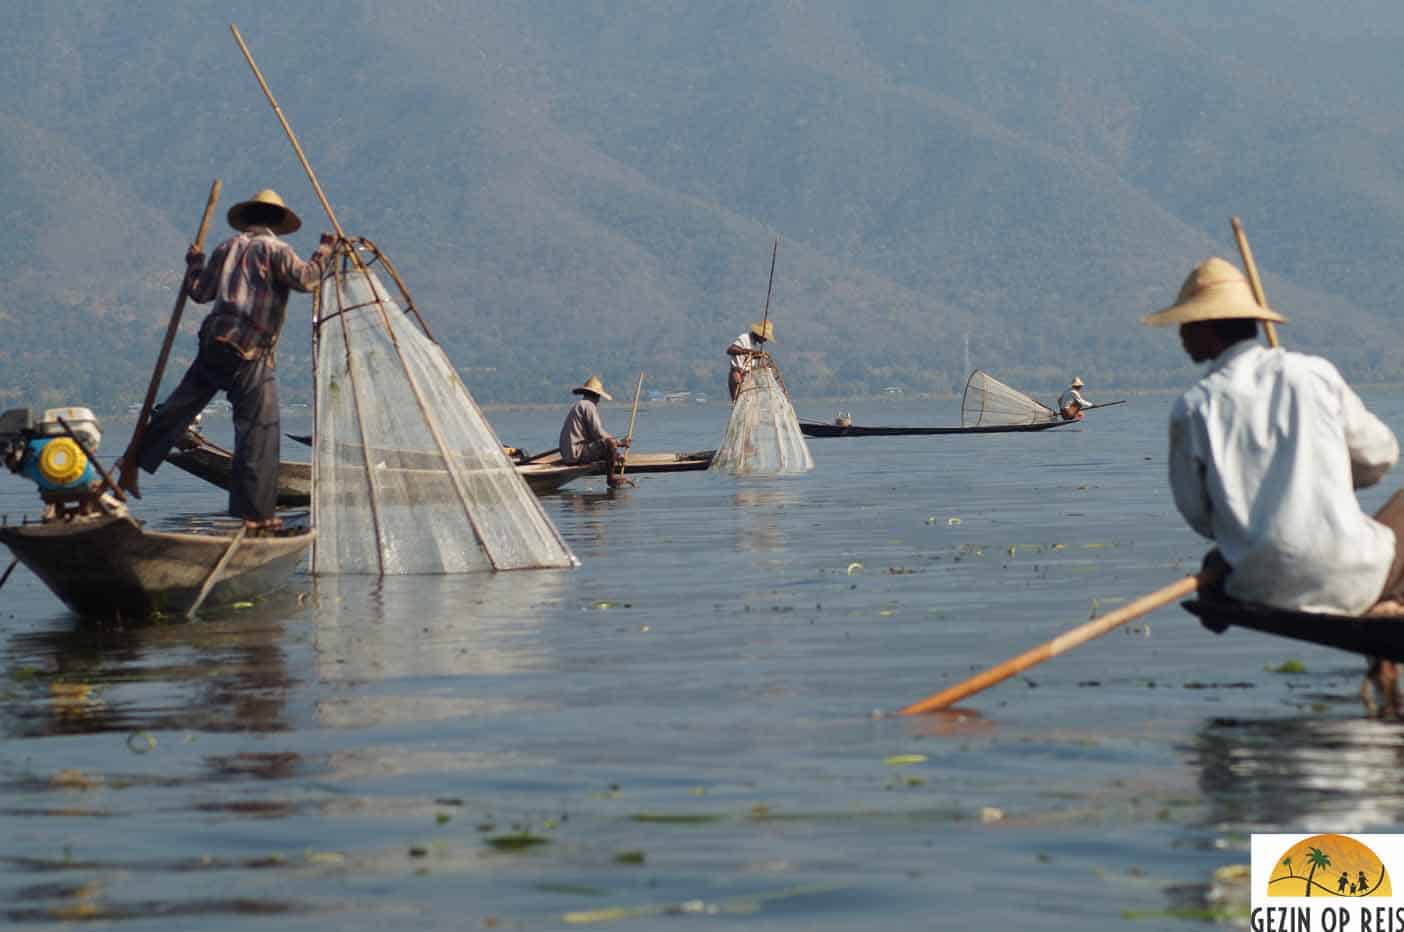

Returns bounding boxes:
[898,574,1209,715]
[760,237,779,335]
[1231,217,1280,349]
[230,25,345,240]
[186,524,247,620]
[901,222,1283,715]
[119,179,223,497]
[616,372,645,483]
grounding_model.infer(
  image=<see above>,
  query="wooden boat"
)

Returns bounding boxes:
[1182,595,1404,662]
[799,419,1073,438]
[167,433,311,507]
[0,513,314,620]
[166,432,714,503]
[517,449,715,493]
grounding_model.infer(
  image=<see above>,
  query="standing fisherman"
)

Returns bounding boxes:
[726,321,774,403]
[1144,256,1404,715]
[119,189,336,532]
[559,376,630,488]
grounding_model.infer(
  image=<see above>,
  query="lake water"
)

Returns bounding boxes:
[4,391,1404,929]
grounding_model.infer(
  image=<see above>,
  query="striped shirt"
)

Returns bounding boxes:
[189,228,333,362]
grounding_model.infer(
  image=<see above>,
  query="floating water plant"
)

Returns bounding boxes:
[629,813,722,825]
[486,831,550,851]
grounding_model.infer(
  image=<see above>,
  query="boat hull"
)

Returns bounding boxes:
[168,442,312,507]
[800,421,1072,437]
[168,438,714,502]
[0,515,313,620]
[1182,596,1404,662]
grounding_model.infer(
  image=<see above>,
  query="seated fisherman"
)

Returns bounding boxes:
[559,376,629,488]
[1143,256,1404,716]
[726,321,773,403]
[1057,377,1092,420]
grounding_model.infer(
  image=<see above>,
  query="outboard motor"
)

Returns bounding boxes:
[1,406,114,518]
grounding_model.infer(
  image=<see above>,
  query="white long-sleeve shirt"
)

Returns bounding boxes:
[1058,387,1091,410]
[728,332,760,372]
[1168,341,1399,614]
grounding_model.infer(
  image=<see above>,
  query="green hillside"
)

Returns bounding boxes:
[2,2,1403,413]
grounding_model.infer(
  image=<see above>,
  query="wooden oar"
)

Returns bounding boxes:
[899,572,1216,714]
[0,558,17,594]
[119,179,223,498]
[1231,216,1280,349]
[616,373,645,484]
[1081,400,1127,412]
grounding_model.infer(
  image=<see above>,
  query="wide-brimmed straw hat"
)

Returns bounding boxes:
[227,189,302,235]
[749,321,775,342]
[571,375,613,401]
[1070,377,1084,388]
[1141,256,1287,327]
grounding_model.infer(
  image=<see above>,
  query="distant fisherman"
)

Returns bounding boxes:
[559,376,630,488]
[727,320,773,403]
[120,189,336,532]
[1145,257,1404,715]
[1057,377,1092,421]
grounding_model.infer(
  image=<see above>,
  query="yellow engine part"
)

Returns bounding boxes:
[38,437,88,485]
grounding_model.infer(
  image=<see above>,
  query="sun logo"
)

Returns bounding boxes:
[1267,834,1391,898]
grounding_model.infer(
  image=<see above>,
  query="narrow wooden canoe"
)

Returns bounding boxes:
[517,450,715,493]
[166,433,715,503]
[167,435,311,507]
[799,420,1073,437]
[0,514,313,620]
[1182,596,1404,662]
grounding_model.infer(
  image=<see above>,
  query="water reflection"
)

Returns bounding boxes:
[312,570,570,730]
[1,597,302,741]
[554,490,617,554]
[732,485,795,554]
[1192,715,1404,833]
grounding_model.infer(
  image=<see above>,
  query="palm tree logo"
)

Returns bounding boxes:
[1302,847,1331,897]
[1267,835,1390,898]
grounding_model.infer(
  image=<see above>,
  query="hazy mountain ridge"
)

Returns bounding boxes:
[3,1,1403,415]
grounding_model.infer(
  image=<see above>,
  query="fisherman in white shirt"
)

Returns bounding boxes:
[1144,256,1404,715]
[1057,377,1092,420]
[726,321,773,403]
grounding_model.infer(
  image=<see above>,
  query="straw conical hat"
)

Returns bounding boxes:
[750,321,775,342]
[1141,257,1287,327]
[227,189,302,235]
[572,375,613,401]
[1070,377,1084,388]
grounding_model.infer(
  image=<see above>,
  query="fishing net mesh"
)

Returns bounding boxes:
[312,240,577,574]
[960,370,1057,427]
[710,358,814,475]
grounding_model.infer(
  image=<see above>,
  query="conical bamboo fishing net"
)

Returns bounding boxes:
[710,358,814,476]
[312,239,577,574]
[960,370,1058,428]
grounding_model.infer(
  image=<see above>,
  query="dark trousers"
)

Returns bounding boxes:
[136,341,280,522]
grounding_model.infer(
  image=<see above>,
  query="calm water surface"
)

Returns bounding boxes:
[4,392,1404,929]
